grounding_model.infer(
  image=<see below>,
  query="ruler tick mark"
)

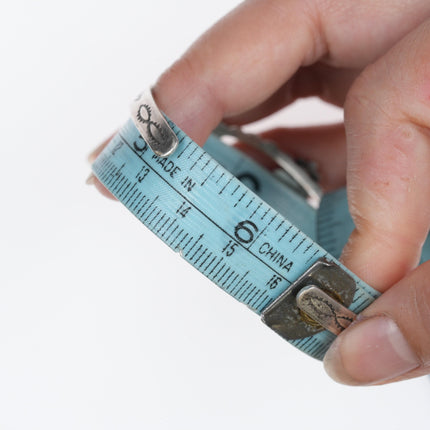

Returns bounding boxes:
[141,198,158,221]
[189,243,203,261]
[278,226,292,242]
[113,176,126,194]
[204,255,217,272]
[165,223,179,243]
[245,287,259,304]
[246,197,255,209]
[234,280,248,298]
[201,158,211,171]
[135,196,148,215]
[198,251,212,269]
[304,242,313,254]
[237,282,252,300]
[185,234,204,258]
[248,213,277,248]
[230,271,249,295]
[152,212,166,231]
[157,216,171,235]
[118,181,131,199]
[176,139,188,159]
[224,272,238,291]
[182,235,194,253]
[293,237,306,253]
[170,228,184,248]
[213,263,226,281]
[177,233,190,249]
[234,192,247,208]
[146,208,162,226]
[135,195,148,215]
[208,257,224,276]
[251,290,265,308]
[289,231,299,243]
[187,147,198,160]
[217,266,230,283]
[261,208,270,220]
[230,184,240,196]
[305,249,320,264]
[250,202,262,219]
[190,153,204,170]
[194,248,207,266]
[259,296,272,311]
[129,191,142,210]
[219,177,233,195]
[123,183,137,204]
[215,172,225,185]
[256,294,270,311]
[201,165,218,186]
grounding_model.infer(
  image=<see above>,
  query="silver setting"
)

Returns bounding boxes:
[130,89,179,157]
[213,123,322,209]
[296,285,356,335]
[261,259,356,340]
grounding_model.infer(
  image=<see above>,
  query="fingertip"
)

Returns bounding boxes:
[324,316,419,386]
[88,133,116,163]
[86,173,116,200]
[152,64,223,146]
[85,173,96,185]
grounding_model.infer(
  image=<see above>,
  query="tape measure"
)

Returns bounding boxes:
[92,90,416,360]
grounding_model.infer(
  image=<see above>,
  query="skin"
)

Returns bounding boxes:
[89,0,430,385]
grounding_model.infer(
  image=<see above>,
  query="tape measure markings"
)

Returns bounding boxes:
[117,131,302,288]
[93,112,380,359]
[96,124,320,309]
[96,145,275,311]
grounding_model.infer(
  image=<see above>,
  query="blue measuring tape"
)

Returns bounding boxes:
[92,90,430,360]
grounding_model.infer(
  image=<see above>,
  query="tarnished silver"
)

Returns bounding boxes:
[213,123,322,209]
[130,89,179,157]
[296,285,356,335]
[261,259,356,340]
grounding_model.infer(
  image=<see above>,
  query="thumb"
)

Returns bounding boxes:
[324,261,430,385]
[341,20,430,292]
[325,21,430,385]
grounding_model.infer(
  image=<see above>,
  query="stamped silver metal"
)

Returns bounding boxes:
[213,123,322,209]
[296,285,356,335]
[130,89,179,157]
[261,259,356,340]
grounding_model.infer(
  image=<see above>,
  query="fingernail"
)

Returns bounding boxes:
[86,173,96,185]
[323,316,419,385]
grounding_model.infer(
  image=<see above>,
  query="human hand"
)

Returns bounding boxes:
[89,0,430,385]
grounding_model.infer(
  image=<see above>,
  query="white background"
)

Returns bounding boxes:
[1,0,429,429]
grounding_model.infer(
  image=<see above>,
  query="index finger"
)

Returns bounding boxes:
[152,0,430,144]
[153,0,323,144]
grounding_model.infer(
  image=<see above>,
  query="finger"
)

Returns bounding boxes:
[324,260,430,385]
[227,65,359,125]
[86,173,115,200]
[87,134,116,200]
[236,124,346,191]
[341,19,430,292]
[153,0,430,144]
[87,133,115,163]
[90,0,430,201]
